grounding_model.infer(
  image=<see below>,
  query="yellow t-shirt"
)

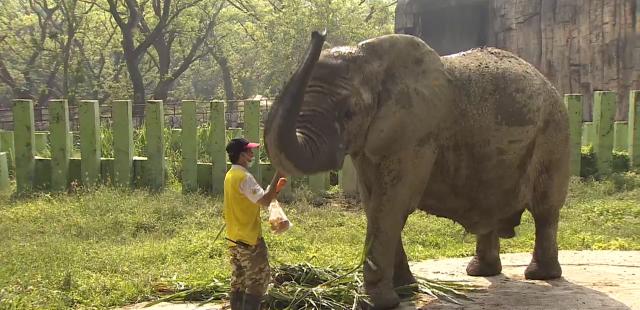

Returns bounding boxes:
[223,165,264,246]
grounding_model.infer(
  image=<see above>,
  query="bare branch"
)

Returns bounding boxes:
[169,1,222,80]
[238,22,257,42]
[364,1,397,22]
[226,0,248,13]
[166,0,205,26]
[145,49,160,70]
[107,0,127,29]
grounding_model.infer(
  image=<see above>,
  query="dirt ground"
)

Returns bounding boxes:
[409,250,639,310]
[121,250,640,310]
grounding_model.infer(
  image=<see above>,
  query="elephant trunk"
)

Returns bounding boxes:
[264,31,345,176]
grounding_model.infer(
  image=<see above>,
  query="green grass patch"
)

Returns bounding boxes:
[1,174,639,308]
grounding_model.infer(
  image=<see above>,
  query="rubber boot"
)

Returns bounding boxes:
[241,293,262,310]
[229,290,244,310]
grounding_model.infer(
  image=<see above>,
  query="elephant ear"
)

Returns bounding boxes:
[351,34,454,156]
[355,34,449,95]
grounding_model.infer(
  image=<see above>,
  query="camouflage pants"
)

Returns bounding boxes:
[229,238,271,296]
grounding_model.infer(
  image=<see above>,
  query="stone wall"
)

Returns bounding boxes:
[396,0,640,120]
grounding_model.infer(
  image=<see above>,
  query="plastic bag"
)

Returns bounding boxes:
[268,200,292,234]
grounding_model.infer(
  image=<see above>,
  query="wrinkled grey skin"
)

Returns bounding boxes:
[264,32,569,309]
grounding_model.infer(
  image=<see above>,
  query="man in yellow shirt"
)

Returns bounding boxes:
[224,138,284,310]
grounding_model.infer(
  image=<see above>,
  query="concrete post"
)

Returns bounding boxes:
[564,95,583,176]
[210,100,226,195]
[0,131,15,173]
[145,100,165,191]
[49,99,71,191]
[182,100,198,193]
[613,122,628,151]
[113,100,134,187]
[79,100,102,187]
[629,91,640,169]
[593,91,616,175]
[13,99,35,193]
[309,173,329,193]
[0,152,9,191]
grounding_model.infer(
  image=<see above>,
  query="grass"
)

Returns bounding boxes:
[1,174,640,309]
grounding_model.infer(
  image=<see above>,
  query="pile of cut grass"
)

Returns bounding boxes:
[147,262,477,309]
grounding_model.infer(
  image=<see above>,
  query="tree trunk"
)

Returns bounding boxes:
[152,78,174,100]
[123,53,145,117]
[151,38,172,101]
[217,55,235,101]
[215,54,237,127]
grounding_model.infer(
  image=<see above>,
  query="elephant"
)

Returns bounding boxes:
[264,31,569,309]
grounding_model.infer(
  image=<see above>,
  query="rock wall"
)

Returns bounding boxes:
[396,0,640,120]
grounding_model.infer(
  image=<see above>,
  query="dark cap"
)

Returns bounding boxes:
[225,138,260,156]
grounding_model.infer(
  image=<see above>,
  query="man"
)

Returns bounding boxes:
[224,138,284,310]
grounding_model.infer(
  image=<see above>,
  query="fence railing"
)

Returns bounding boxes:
[0,99,358,196]
[0,90,637,195]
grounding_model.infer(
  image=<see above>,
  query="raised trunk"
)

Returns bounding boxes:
[264,31,345,176]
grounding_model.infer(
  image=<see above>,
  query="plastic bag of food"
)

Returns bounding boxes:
[268,200,292,234]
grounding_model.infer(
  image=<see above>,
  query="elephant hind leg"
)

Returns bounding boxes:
[525,164,567,280]
[525,206,562,280]
[466,230,502,276]
[525,208,562,279]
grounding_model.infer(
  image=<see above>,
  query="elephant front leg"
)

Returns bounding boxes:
[393,235,417,289]
[466,231,502,276]
[355,147,437,309]
[363,207,406,309]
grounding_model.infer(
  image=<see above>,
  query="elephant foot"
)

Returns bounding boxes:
[525,258,562,280]
[393,272,418,299]
[363,286,400,310]
[393,271,417,289]
[466,255,502,277]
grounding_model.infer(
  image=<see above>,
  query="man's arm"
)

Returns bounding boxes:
[256,172,284,207]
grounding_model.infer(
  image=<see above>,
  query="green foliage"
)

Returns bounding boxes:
[0,0,397,103]
[1,175,639,308]
[210,0,396,96]
[580,145,631,178]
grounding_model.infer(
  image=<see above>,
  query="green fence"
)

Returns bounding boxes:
[1,99,358,196]
[568,90,640,176]
[0,90,638,195]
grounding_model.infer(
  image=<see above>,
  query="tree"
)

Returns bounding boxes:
[56,0,102,103]
[144,0,225,100]
[0,0,64,105]
[105,0,225,110]
[213,0,396,96]
[0,0,397,108]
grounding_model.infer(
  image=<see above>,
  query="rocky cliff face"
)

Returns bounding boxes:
[396,0,640,120]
